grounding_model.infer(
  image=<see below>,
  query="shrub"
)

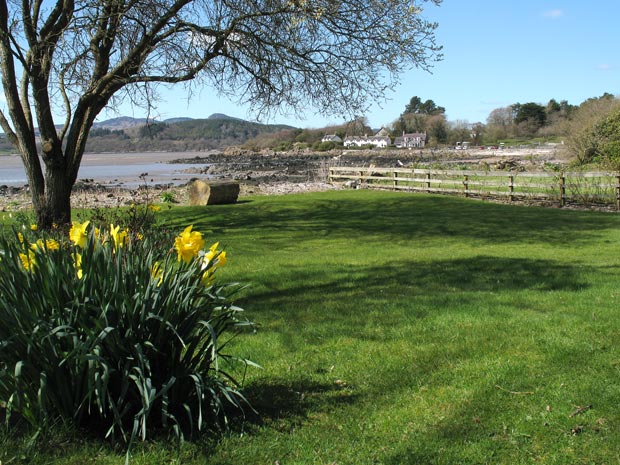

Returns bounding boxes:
[0,222,254,447]
[160,191,177,203]
[79,174,164,236]
[312,141,336,152]
[564,97,620,166]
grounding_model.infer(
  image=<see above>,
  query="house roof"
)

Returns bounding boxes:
[402,132,426,138]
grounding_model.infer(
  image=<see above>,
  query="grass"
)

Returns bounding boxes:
[3,189,620,464]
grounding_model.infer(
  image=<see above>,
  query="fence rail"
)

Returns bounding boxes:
[328,166,620,209]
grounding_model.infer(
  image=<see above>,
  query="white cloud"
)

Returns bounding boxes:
[542,9,563,19]
[598,64,613,71]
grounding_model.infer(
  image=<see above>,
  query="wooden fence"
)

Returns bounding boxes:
[329,166,620,209]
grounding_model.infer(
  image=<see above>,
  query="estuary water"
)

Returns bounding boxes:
[0,152,208,187]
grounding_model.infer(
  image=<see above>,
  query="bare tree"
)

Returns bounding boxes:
[0,0,442,227]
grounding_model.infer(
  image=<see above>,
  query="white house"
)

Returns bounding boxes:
[343,130,391,148]
[394,132,426,148]
[321,134,342,143]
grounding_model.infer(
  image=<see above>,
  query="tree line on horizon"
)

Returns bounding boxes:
[378,93,618,148]
[239,92,620,157]
[4,91,614,165]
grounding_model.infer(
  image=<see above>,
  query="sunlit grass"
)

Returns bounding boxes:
[3,190,620,464]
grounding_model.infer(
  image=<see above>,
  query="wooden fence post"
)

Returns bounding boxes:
[509,175,515,202]
[559,172,566,207]
[463,174,469,198]
[426,171,431,193]
[393,169,398,191]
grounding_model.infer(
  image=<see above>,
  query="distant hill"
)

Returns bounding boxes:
[93,113,242,128]
[162,117,194,124]
[85,114,298,152]
[207,113,242,121]
[93,116,154,130]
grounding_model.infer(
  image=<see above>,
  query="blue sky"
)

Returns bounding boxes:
[100,1,620,129]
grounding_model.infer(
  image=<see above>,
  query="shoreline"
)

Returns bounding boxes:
[0,147,566,212]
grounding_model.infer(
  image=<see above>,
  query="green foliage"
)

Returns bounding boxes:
[0,224,254,451]
[138,122,168,139]
[312,141,336,151]
[160,191,177,203]
[83,202,159,238]
[78,175,163,238]
[89,128,129,139]
[568,107,620,167]
[563,96,620,165]
[392,96,446,136]
[514,102,547,136]
[591,110,620,165]
[392,112,428,134]
[274,141,294,152]
[294,128,324,144]
[427,115,449,143]
[403,96,445,115]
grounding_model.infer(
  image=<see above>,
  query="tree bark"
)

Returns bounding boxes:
[38,164,73,227]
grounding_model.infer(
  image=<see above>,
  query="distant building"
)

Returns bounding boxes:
[394,132,426,149]
[343,130,391,148]
[374,127,390,137]
[321,134,342,143]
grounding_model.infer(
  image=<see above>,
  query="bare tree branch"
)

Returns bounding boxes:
[0,0,442,227]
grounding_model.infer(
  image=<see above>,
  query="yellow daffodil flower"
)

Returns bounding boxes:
[94,227,104,244]
[30,223,37,231]
[174,225,205,263]
[201,242,220,268]
[46,239,60,251]
[32,238,60,251]
[69,220,90,248]
[73,252,83,279]
[19,249,36,271]
[110,223,129,249]
[201,242,227,271]
[216,250,227,268]
[201,269,216,287]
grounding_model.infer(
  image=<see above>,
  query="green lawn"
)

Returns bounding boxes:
[3,190,620,464]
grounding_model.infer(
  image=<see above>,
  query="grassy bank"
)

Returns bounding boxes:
[3,190,620,464]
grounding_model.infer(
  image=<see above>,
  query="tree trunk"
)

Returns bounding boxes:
[34,165,73,228]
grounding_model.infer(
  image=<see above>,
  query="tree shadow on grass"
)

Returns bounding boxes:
[382,386,509,465]
[241,255,591,328]
[380,369,594,465]
[163,192,620,247]
[231,377,359,435]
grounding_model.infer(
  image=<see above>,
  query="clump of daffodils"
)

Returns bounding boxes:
[16,221,227,287]
[173,225,227,286]
[1,219,247,447]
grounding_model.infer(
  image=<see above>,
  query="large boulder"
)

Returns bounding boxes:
[188,180,240,205]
